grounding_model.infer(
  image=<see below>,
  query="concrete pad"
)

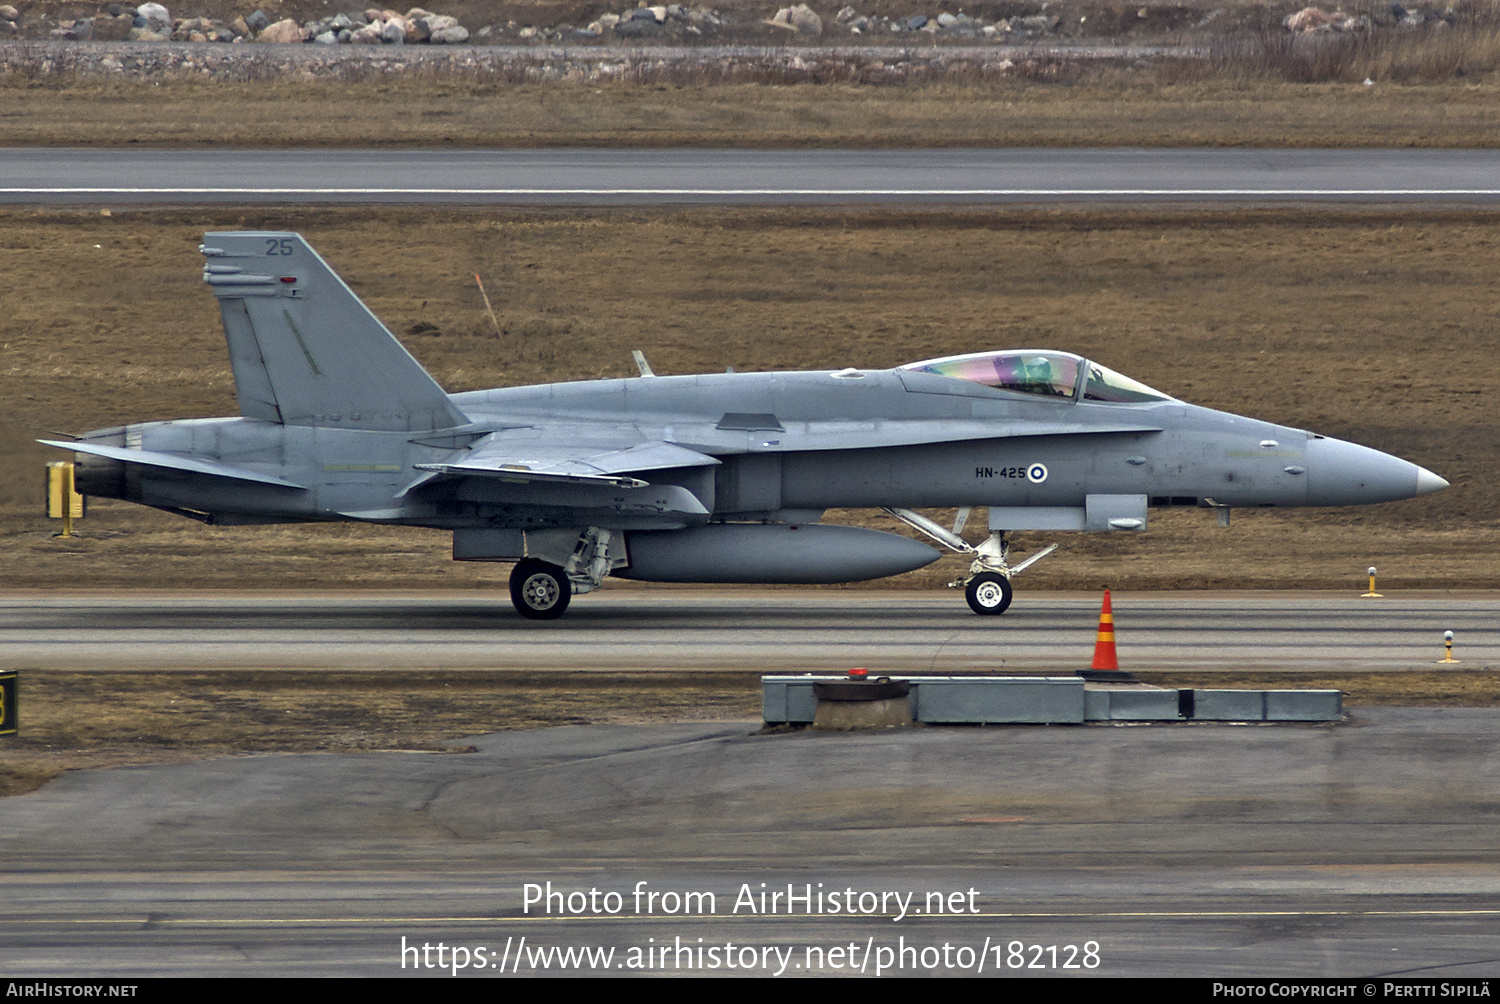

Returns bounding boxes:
[911,677,1085,724]
[1265,689,1343,721]
[1193,689,1267,721]
[1097,688,1183,721]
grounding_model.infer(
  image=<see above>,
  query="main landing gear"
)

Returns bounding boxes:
[883,507,1058,617]
[506,528,624,620]
[509,558,571,620]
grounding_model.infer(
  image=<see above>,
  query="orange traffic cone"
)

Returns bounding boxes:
[1090,588,1119,671]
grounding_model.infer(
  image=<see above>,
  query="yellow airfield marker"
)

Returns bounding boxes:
[46,461,83,538]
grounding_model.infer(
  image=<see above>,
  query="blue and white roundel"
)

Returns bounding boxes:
[1026,463,1049,484]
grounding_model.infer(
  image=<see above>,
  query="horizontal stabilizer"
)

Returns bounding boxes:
[39,440,305,489]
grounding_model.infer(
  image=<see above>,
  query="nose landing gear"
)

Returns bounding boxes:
[965,572,1014,615]
[883,507,1058,616]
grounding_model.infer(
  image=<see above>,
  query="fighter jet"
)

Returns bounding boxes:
[43,232,1448,619]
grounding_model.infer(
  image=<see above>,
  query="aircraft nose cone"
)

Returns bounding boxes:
[1416,466,1450,496]
[1305,437,1443,506]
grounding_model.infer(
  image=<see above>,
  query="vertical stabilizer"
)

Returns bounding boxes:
[200,232,468,432]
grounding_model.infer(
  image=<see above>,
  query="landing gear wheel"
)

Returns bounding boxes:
[510,558,571,620]
[965,572,1013,616]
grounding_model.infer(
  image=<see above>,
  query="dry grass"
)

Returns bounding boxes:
[2,203,1497,592]
[0,668,764,796]
[3,5,1500,150]
[1,75,1499,147]
[1135,670,1500,706]
[1185,25,1500,84]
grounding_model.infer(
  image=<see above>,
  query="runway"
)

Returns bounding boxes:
[6,148,1500,204]
[3,712,1500,977]
[1,590,1493,672]
[5,590,1500,976]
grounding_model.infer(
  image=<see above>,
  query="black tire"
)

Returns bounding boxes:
[965,572,1013,615]
[509,559,572,620]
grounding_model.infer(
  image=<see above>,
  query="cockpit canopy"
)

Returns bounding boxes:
[899,350,1174,404]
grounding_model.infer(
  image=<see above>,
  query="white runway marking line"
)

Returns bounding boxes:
[6,188,1500,196]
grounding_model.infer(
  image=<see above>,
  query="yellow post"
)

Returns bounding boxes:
[0,670,15,736]
[1361,566,1382,598]
[1439,630,1459,664]
[46,461,83,538]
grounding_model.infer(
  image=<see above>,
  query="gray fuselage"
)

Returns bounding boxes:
[71,366,1427,529]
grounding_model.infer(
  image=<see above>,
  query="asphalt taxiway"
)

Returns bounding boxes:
[1,590,1494,671]
[6,148,1500,204]
[3,711,1500,977]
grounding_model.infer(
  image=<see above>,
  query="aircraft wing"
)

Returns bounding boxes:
[38,440,305,489]
[412,432,720,488]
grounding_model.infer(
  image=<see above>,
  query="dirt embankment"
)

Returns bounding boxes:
[1,0,1445,47]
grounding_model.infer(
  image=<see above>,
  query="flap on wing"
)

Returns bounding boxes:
[414,437,719,488]
[413,463,647,488]
[39,440,305,489]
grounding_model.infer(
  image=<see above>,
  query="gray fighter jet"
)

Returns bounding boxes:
[43,232,1448,619]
